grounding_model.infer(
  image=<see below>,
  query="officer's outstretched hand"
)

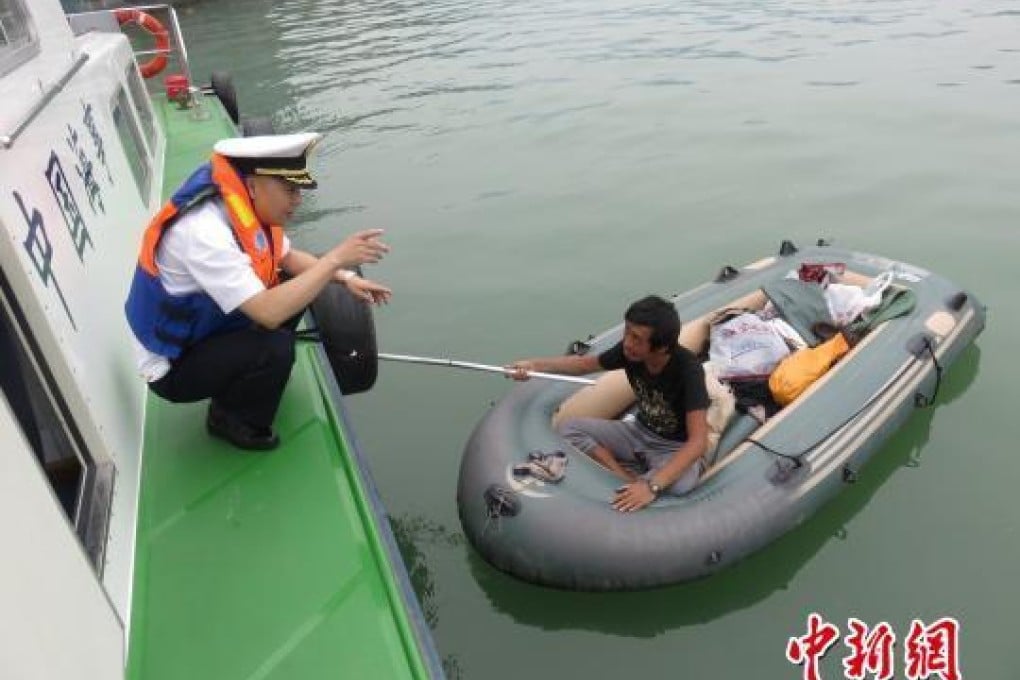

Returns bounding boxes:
[331,229,390,268]
[345,275,392,305]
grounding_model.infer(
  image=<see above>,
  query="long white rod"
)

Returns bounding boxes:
[378,352,595,385]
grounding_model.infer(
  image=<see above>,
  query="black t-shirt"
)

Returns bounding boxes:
[597,342,710,441]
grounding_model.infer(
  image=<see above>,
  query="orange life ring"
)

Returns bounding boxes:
[114,9,170,79]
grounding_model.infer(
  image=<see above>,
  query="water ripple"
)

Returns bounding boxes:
[806,80,861,87]
[188,0,1020,169]
[394,83,515,101]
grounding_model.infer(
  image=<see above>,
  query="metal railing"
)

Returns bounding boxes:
[123,4,193,87]
[3,5,200,150]
[67,4,194,88]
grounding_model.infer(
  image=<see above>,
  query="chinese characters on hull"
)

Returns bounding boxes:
[12,191,76,330]
[46,151,92,260]
[8,97,117,332]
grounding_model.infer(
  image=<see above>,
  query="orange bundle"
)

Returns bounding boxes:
[768,332,850,406]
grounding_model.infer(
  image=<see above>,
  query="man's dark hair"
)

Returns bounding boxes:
[625,295,680,350]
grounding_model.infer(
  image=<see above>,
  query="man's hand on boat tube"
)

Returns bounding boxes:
[612,480,656,512]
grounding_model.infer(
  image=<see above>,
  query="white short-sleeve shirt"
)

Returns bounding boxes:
[134,199,291,382]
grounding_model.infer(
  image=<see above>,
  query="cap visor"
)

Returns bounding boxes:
[283,174,317,189]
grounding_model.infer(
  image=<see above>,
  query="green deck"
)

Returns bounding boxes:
[126,95,434,680]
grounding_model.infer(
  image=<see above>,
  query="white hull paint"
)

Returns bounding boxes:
[1,0,169,673]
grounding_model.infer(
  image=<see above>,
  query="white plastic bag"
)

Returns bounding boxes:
[824,270,893,326]
[769,317,808,351]
[709,313,792,379]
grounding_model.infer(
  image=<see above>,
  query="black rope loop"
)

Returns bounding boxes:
[482,486,519,535]
[913,337,943,408]
[483,485,519,519]
[747,335,929,467]
[747,440,805,468]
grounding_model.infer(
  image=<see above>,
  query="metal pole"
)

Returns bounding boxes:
[378,352,596,385]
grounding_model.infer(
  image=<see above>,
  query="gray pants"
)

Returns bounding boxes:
[557,417,702,495]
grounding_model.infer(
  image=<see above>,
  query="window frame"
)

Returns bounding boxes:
[110,83,153,201]
[0,268,113,573]
[123,62,157,155]
[0,0,39,78]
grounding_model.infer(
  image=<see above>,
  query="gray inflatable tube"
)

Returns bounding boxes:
[456,244,985,590]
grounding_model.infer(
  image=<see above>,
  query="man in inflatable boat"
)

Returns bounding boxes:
[125,132,391,450]
[510,295,709,512]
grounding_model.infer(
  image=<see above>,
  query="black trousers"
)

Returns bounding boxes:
[149,324,296,429]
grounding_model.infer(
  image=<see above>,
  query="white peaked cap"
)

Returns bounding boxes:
[214,132,323,188]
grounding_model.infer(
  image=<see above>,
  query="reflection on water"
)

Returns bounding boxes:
[391,513,465,629]
[389,514,465,678]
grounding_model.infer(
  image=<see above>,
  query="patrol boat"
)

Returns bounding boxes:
[0,2,443,677]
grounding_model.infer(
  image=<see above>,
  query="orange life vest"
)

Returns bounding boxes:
[125,154,285,358]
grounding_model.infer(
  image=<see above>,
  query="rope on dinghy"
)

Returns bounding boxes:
[745,333,944,470]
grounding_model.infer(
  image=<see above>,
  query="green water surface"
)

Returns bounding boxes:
[175,1,1018,676]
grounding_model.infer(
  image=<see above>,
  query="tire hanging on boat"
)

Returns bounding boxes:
[114,9,170,78]
[210,71,240,124]
[241,116,274,137]
[309,279,379,395]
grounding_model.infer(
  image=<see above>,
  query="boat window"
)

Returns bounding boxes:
[111,85,152,201]
[0,270,111,572]
[0,0,38,77]
[124,62,156,151]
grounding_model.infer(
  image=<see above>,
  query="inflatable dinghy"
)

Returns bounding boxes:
[457,242,985,590]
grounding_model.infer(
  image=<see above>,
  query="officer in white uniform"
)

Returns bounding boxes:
[128,132,391,450]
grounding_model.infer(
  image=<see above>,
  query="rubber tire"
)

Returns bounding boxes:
[310,279,378,395]
[241,116,275,137]
[210,71,240,124]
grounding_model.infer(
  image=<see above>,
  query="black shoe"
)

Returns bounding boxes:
[206,404,280,451]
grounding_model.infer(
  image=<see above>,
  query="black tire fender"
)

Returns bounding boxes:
[241,115,275,137]
[210,71,240,124]
[310,279,378,395]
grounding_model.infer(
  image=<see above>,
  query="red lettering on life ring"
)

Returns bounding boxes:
[114,9,170,79]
